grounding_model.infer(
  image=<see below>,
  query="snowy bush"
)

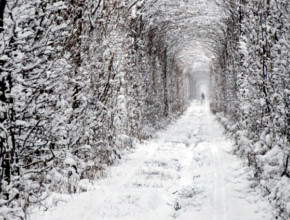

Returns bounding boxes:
[0,0,188,218]
[211,1,289,218]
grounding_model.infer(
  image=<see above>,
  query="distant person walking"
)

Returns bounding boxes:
[201,93,205,100]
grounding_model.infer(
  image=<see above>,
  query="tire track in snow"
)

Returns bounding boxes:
[82,141,160,220]
[211,143,228,220]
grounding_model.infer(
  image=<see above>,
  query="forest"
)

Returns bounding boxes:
[0,0,289,219]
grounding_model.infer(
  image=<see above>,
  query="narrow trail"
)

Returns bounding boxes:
[31,101,274,220]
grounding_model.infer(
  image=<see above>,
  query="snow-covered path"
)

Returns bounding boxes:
[31,101,274,220]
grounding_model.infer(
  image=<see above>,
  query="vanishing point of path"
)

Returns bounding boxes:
[31,101,274,220]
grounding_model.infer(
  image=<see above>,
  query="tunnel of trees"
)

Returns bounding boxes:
[0,0,289,219]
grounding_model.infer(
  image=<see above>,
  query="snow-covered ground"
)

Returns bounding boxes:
[30,101,274,220]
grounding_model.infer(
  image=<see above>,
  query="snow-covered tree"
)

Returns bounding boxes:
[211,0,289,218]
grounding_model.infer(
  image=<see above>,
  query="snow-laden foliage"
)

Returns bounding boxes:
[0,0,288,219]
[0,0,190,218]
[211,1,289,219]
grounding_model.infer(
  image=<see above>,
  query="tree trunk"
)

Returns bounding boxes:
[0,0,6,32]
[163,48,168,117]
